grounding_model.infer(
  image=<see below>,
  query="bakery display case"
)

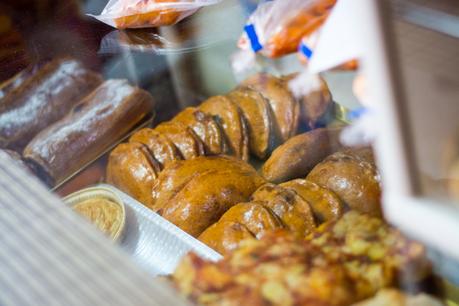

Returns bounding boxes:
[0,0,458,305]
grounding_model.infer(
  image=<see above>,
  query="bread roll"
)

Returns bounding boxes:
[261,128,343,183]
[242,73,299,141]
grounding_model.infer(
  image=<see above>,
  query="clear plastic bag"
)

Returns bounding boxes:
[298,28,359,70]
[238,0,336,58]
[89,0,222,29]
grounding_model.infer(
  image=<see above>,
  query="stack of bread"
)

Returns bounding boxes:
[0,57,154,186]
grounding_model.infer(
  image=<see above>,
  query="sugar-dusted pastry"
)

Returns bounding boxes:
[0,58,103,151]
[24,79,154,186]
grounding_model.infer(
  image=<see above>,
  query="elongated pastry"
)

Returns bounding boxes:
[0,58,103,151]
[199,96,250,161]
[107,142,160,208]
[24,79,154,186]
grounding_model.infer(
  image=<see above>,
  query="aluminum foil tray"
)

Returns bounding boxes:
[98,184,223,276]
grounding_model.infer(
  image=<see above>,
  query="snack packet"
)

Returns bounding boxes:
[90,0,222,29]
[238,0,336,58]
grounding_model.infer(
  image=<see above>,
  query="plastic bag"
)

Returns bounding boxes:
[298,28,359,70]
[238,0,336,58]
[89,0,222,29]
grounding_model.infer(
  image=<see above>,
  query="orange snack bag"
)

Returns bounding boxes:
[91,0,221,29]
[238,0,336,58]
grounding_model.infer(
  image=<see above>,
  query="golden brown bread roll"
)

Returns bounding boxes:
[199,95,250,161]
[151,155,258,212]
[106,142,160,208]
[172,107,227,155]
[154,121,205,160]
[0,58,103,151]
[199,201,283,255]
[307,148,382,216]
[153,156,265,237]
[242,73,299,141]
[24,79,154,186]
[280,179,344,224]
[228,87,277,159]
[261,128,342,183]
[251,183,316,237]
[129,128,183,169]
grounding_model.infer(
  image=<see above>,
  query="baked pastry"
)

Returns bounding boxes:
[198,201,283,254]
[24,79,154,186]
[307,148,382,216]
[0,58,103,151]
[152,156,265,237]
[261,128,343,183]
[154,121,205,160]
[199,95,250,161]
[106,142,160,208]
[280,179,344,223]
[174,212,431,306]
[242,73,299,141]
[198,220,255,255]
[228,87,277,159]
[129,128,183,169]
[0,61,43,101]
[151,155,258,212]
[307,211,432,300]
[171,107,227,155]
[282,74,334,128]
[251,183,316,237]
